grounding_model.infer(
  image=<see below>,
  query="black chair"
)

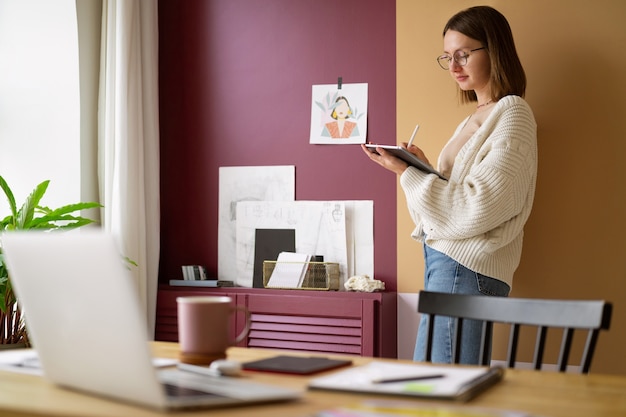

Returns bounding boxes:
[417,291,612,373]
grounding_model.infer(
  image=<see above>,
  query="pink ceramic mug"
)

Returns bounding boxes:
[176,296,251,365]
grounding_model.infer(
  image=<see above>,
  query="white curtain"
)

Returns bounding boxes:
[98,0,160,337]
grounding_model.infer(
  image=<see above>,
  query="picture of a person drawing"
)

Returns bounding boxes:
[322,96,360,139]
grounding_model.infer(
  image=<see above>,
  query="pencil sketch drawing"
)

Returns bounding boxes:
[218,166,295,281]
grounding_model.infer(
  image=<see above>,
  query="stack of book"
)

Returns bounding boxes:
[170,265,234,287]
[181,265,208,281]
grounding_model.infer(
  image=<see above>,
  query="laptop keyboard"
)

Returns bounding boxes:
[163,383,225,398]
[159,368,301,401]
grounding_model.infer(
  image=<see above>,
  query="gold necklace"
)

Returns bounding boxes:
[476,100,493,109]
[462,100,494,131]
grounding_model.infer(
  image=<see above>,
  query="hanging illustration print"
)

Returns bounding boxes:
[309,82,368,145]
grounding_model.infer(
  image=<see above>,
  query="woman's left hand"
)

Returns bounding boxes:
[361,144,409,175]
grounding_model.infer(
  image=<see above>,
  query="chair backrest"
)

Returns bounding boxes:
[417,291,612,373]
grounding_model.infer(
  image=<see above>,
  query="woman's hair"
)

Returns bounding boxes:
[443,6,526,104]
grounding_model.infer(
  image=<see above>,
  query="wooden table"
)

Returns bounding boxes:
[0,342,624,417]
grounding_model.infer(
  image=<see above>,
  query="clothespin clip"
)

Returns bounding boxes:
[337,76,342,90]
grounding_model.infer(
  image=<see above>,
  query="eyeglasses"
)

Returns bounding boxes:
[437,47,486,70]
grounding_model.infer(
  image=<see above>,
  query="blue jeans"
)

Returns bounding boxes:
[413,244,510,365]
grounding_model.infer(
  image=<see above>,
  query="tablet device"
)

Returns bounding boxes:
[365,144,448,181]
[243,355,353,375]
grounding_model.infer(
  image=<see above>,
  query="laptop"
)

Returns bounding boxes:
[0,230,301,411]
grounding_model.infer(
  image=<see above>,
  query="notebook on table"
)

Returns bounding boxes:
[308,361,503,402]
[1,230,301,411]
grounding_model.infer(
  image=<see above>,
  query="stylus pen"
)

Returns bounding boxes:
[406,124,420,148]
[373,373,444,384]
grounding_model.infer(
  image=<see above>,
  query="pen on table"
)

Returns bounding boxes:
[406,124,420,148]
[372,373,445,384]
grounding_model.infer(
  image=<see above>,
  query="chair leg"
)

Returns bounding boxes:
[533,326,547,371]
[452,317,462,364]
[425,314,435,362]
[580,329,600,374]
[479,321,493,366]
[557,328,574,372]
[507,324,520,368]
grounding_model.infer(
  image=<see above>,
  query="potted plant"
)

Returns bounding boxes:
[0,175,101,347]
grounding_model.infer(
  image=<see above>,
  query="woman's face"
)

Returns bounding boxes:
[334,99,350,119]
[442,30,491,96]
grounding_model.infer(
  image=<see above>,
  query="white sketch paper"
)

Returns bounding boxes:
[218,166,295,281]
[310,83,368,145]
[236,201,347,288]
[235,200,374,288]
[344,200,374,280]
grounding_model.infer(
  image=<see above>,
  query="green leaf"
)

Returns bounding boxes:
[0,271,12,315]
[39,202,102,217]
[0,176,17,226]
[0,214,14,231]
[28,215,96,230]
[16,180,49,229]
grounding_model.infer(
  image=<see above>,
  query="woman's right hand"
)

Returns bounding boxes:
[401,142,432,168]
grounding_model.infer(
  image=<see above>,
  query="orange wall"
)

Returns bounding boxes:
[397,0,626,375]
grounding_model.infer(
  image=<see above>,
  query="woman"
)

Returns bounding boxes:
[361,6,537,364]
[323,96,359,139]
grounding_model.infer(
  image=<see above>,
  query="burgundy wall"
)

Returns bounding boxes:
[158,0,397,290]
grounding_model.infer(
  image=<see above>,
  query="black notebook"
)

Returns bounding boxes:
[243,355,353,375]
[252,229,296,288]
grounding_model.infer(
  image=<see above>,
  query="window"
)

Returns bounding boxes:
[0,0,80,208]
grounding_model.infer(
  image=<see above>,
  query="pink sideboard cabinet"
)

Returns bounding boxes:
[155,285,397,358]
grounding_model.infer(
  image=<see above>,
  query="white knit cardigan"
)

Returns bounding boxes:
[400,95,537,287]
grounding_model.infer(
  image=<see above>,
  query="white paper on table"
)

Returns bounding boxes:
[309,361,503,400]
[0,349,177,376]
